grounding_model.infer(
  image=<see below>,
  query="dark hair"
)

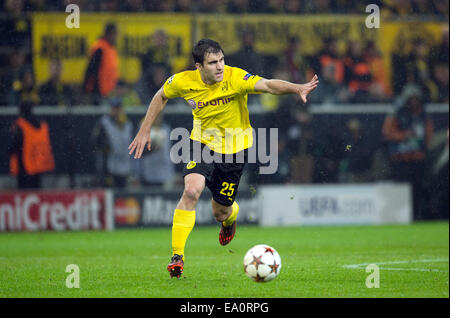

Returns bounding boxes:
[104,23,117,36]
[19,100,35,116]
[192,39,224,65]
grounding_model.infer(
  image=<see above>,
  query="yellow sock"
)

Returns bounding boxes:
[172,209,196,258]
[222,201,239,227]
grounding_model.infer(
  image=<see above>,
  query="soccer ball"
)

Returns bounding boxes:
[243,244,282,282]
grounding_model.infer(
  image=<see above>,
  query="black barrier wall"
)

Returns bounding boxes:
[113,189,258,228]
[1,105,448,176]
[0,104,448,220]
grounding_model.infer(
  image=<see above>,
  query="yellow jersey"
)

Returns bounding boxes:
[163,65,262,154]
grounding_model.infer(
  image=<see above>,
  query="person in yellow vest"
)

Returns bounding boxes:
[82,23,119,105]
[128,39,318,279]
[9,101,55,189]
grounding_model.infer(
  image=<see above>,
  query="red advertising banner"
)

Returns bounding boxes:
[0,190,114,232]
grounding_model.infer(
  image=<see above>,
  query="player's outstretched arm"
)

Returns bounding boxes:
[254,74,319,103]
[128,87,169,159]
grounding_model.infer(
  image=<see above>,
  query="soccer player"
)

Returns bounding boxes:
[128,39,318,278]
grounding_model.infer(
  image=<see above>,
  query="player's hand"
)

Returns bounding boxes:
[128,129,151,159]
[299,74,319,103]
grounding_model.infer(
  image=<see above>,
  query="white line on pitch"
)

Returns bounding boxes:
[343,258,449,272]
[376,267,447,273]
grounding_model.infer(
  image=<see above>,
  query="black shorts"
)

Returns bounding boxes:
[182,140,247,207]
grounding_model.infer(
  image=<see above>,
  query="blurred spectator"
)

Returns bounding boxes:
[198,0,226,13]
[38,59,74,106]
[138,29,172,104]
[265,0,285,13]
[174,0,194,12]
[135,114,175,187]
[430,63,449,102]
[382,84,434,220]
[383,0,413,17]
[10,68,39,106]
[82,23,119,105]
[428,27,449,68]
[0,49,27,106]
[432,0,449,18]
[339,118,375,182]
[317,0,332,13]
[282,100,315,183]
[381,0,449,17]
[427,127,449,219]
[142,64,170,103]
[227,0,251,13]
[227,28,266,76]
[312,114,346,183]
[411,0,433,14]
[313,132,344,183]
[227,28,269,105]
[313,37,344,87]
[364,41,391,101]
[256,95,301,184]
[121,0,145,11]
[284,37,308,83]
[110,80,142,107]
[68,0,97,12]
[25,0,46,11]
[0,0,31,50]
[146,0,174,11]
[259,65,290,111]
[92,99,134,188]
[391,51,410,96]
[391,28,449,102]
[309,38,345,104]
[42,0,96,12]
[284,0,302,13]
[332,0,369,14]
[0,0,445,15]
[308,61,343,104]
[257,135,291,184]
[343,41,374,103]
[8,100,55,189]
[404,38,435,102]
[99,0,120,12]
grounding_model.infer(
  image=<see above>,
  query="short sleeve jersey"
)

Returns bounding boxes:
[163,65,262,154]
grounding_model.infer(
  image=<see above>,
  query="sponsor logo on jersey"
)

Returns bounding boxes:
[187,99,196,109]
[243,73,252,81]
[197,97,233,110]
[187,161,196,169]
[167,75,174,84]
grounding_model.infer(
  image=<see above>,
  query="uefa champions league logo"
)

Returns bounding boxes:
[188,99,196,110]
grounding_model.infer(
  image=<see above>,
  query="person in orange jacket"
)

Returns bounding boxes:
[82,23,119,105]
[9,100,55,189]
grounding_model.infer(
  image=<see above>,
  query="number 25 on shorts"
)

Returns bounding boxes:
[220,182,235,199]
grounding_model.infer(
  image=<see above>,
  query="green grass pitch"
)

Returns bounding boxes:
[0,221,448,298]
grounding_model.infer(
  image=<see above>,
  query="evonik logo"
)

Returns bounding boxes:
[195,97,234,110]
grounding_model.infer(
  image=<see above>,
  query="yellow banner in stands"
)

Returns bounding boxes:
[196,14,447,93]
[32,12,447,95]
[32,13,192,85]
[195,14,378,55]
